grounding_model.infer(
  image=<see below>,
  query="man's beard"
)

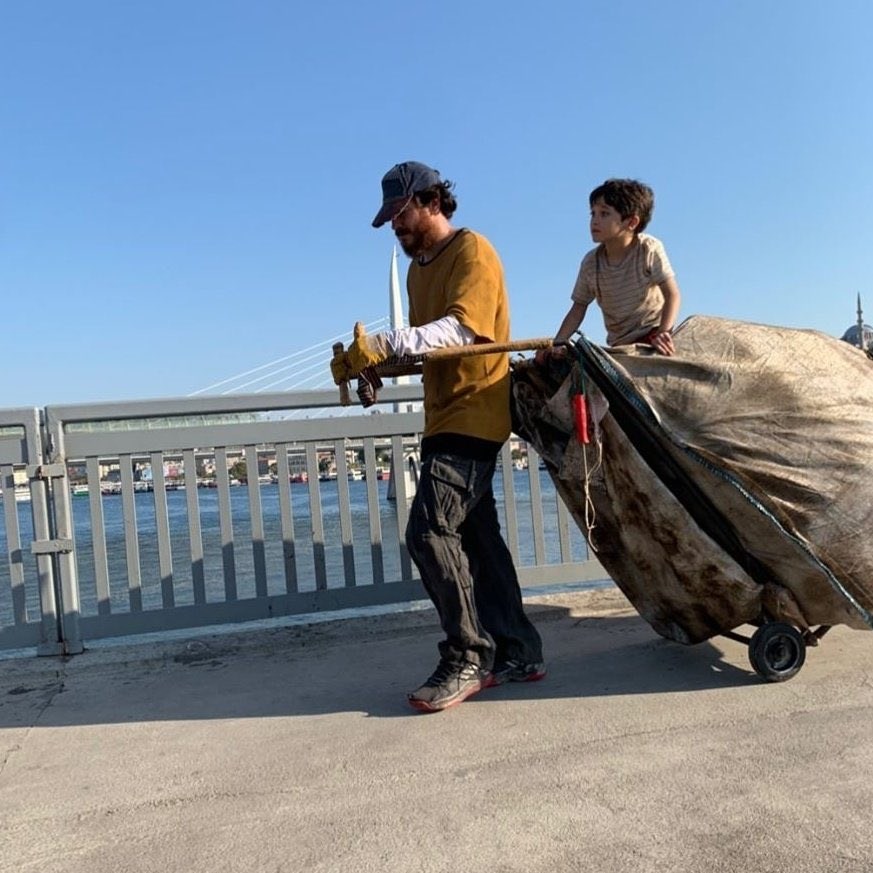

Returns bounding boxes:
[396,229,425,258]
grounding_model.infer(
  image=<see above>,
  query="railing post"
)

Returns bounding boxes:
[39,410,84,655]
[16,408,69,656]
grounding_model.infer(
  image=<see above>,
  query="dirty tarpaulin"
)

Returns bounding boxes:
[511,315,873,645]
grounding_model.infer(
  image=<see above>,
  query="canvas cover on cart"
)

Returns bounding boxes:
[511,315,873,644]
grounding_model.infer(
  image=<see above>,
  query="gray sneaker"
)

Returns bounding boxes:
[408,659,491,713]
[489,659,547,686]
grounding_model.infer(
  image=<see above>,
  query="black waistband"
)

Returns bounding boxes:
[420,433,502,461]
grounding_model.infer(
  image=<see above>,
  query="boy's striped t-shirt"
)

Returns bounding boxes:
[571,233,674,346]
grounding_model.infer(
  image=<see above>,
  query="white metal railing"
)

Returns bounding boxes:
[0,408,60,653]
[0,384,605,655]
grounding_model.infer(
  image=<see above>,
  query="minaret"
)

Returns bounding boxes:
[389,246,404,333]
[388,247,409,410]
[857,293,865,350]
[386,247,417,502]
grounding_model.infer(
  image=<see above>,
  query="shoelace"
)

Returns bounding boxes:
[424,660,478,686]
[423,660,459,687]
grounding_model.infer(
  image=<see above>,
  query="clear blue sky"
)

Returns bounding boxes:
[3,1,873,406]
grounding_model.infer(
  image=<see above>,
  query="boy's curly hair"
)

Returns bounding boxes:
[589,178,654,232]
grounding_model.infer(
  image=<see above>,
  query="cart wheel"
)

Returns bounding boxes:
[748,622,806,682]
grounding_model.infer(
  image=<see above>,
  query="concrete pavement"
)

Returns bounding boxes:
[1,587,872,873]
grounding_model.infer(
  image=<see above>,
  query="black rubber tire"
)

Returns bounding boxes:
[749,622,806,682]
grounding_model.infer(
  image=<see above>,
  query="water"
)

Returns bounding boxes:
[0,471,588,626]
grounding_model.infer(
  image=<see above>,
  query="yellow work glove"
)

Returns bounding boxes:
[346,322,390,376]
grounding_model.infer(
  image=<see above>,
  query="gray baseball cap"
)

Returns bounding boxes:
[372,161,442,228]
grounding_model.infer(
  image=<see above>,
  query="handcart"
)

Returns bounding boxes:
[511,316,873,682]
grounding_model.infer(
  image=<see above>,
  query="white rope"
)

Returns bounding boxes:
[581,430,602,553]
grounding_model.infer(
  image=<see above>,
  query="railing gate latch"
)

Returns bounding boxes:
[31,539,74,556]
[27,463,67,481]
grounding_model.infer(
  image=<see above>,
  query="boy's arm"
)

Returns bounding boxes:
[555,300,588,343]
[658,277,681,333]
[649,277,681,356]
[535,300,588,364]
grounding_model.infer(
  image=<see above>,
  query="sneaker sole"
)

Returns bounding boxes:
[487,668,547,687]
[407,676,490,713]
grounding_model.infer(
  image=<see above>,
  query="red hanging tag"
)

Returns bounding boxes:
[573,393,590,444]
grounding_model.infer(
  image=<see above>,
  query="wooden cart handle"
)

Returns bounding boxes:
[333,342,351,406]
[336,336,556,402]
[368,337,556,380]
[423,337,554,361]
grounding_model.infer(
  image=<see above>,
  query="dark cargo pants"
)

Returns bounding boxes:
[405,452,543,669]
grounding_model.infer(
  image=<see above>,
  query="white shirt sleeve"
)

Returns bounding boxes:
[383,316,475,357]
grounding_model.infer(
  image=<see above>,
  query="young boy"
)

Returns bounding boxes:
[551,178,681,356]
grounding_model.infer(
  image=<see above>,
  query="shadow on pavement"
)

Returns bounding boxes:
[0,604,763,728]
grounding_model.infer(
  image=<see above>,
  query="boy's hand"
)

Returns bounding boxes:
[645,329,675,356]
[535,342,569,366]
